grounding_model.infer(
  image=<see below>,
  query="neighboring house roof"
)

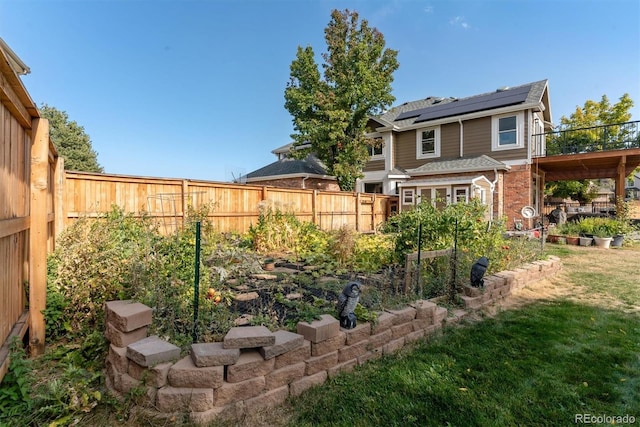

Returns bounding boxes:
[407,155,510,176]
[374,80,549,131]
[245,154,334,182]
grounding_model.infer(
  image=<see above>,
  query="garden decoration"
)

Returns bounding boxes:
[470,256,489,287]
[337,281,361,329]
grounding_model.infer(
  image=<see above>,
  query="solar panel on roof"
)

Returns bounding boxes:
[395,84,532,123]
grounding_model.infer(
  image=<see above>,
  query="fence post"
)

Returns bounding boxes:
[54,157,65,243]
[29,118,49,356]
[356,192,361,232]
[312,190,318,226]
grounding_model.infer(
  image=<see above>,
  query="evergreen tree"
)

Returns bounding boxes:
[39,104,103,173]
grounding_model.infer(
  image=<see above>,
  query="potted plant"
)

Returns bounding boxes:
[592,219,616,249]
[576,217,594,246]
[558,222,580,245]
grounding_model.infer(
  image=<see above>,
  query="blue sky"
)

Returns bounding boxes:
[2,0,639,182]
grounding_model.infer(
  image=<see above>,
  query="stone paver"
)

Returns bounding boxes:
[297,314,340,343]
[191,342,240,367]
[126,335,180,367]
[223,326,275,349]
[105,300,152,333]
[259,330,304,360]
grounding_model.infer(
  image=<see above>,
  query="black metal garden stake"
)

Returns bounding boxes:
[449,218,459,303]
[415,221,423,292]
[192,221,201,343]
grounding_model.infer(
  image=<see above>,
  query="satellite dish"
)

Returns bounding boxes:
[521,206,536,219]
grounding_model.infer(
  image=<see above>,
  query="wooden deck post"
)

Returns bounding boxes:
[29,118,49,356]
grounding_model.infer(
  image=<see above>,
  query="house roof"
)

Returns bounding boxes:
[398,175,493,188]
[407,155,510,176]
[375,80,548,130]
[245,154,333,181]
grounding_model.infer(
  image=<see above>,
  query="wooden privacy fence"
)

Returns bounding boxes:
[1,40,60,382]
[62,172,398,234]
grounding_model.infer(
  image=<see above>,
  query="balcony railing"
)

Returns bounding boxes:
[532,120,640,158]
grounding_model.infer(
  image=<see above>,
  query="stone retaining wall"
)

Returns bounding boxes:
[104,256,561,425]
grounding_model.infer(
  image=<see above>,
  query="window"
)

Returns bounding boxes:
[402,189,415,205]
[367,137,384,157]
[416,126,441,159]
[364,182,383,193]
[492,112,524,150]
[454,187,469,203]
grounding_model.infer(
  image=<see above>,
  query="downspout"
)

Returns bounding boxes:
[489,168,499,222]
[302,175,309,189]
[458,118,464,158]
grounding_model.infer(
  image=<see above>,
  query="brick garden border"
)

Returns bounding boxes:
[104,255,561,425]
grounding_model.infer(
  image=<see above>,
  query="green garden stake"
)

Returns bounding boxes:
[192,221,201,342]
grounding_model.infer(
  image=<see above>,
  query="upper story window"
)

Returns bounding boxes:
[415,126,441,159]
[367,137,384,158]
[492,112,524,151]
[402,189,415,205]
[366,136,384,159]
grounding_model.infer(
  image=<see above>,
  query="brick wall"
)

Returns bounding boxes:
[104,256,561,425]
[503,164,532,229]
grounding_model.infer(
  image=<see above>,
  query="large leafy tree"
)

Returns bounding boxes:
[546,94,634,201]
[39,104,103,173]
[284,9,399,191]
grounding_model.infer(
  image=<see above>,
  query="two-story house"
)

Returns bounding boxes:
[359,80,553,226]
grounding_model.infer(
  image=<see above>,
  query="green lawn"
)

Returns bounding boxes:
[276,245,640,427]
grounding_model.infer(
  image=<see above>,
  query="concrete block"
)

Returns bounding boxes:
[168,356,224,388]
[462,286,483,298]
[371,312,394,334]
[367,328,392,350]
[305,350,339,376]
[226,349,275,383]
[290,371,327,397]
[191,342,240,367]
[274,340,311,369]
[259,330,304,360]
[244,385,289,412]
[343,322,371,345]
[190,402,245,426]
[128,360,172,388]
[105,300,152,333]
[411,300,438,319]
[338,340,368,363]
[460,295,483,310]
[434,307,448,324]
[156,386,214,413]
[107,344,129,374]
[385,307,417,325]
[405,329,425,344]
[105,322,148,348]
[328,358,357,379]
[383,337,405,355]
[296,314,340,343]
[264,362,305,390]
[126,336,180,367]
[214,376,265,407]
[223,326,275,349]
[357,350,382,365]
[311,331,346,357]
[391,322,413,340]
[412,318,432,331]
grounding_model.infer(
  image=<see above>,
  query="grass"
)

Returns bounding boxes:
[251,244,640,427]
[288,301,639,426]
